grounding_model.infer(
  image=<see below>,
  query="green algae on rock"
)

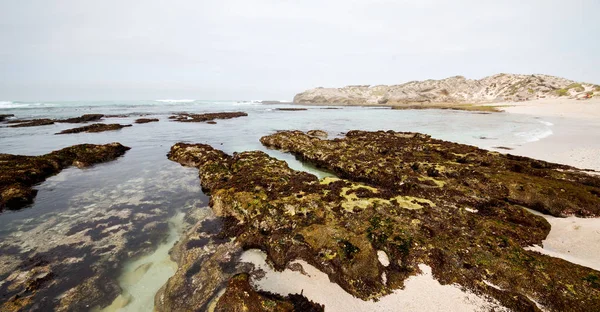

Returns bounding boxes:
[168,134,600,312]
[261,130,600,218]
[0,143,130,210]
[56,123,132,134]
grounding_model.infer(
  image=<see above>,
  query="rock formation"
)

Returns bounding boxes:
[294,74,600,105]
[59,114,104,123]
[0,114,14,122]
[134,118,159,124]
[8,119,55,128]
[169,112,248,123]
[0,142,130,210]
[56,123,132,134]
[167,131,600,311]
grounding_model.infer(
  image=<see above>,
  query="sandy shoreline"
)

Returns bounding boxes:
[501,98,600,171]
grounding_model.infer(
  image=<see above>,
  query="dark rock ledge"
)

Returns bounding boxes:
[8,114,105,128]
[0,143,130,210]
[168,112,248,123]
[0,114,15,122]
[134,118,159,124]
[56,123,132,135]
[165,130,600,311]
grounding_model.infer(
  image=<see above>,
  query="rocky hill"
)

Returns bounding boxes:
[294,74,600,105]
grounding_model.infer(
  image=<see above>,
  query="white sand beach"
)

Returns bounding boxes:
[241,249,507,312]
[504,98,600,272]
[503,98,600,171]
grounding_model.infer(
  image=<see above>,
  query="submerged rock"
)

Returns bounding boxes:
[154,214,248,312]
[0,143,130,210]
[56,123,132,134]
[168,132,600,311]
[169,112,248,123]
[134,118,159,124]
[0,158,203,312]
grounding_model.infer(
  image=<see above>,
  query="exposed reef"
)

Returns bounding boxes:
[56,123,132,135]
[168,132,600,311]
[59,114,104,123]
[169,112,248,123]
[134,118,159,124]
[0,114,14,122]
[7,114,106,128]
[9,119,55,128]
[0,143,130,210]
[261,131,600,218]
[276,108,308,111]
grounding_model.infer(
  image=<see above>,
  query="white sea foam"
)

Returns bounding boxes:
[0,101,31,108]
[515,128,553,143]
[155,99,196,103]
[537,120,554,126]
[515,120,554,143]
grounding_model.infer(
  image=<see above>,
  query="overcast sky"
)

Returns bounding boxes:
[0,0,598,101]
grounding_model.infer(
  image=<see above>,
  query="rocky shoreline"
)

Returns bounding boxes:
[163,131,600,311]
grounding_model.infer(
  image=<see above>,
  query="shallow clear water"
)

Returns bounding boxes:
[0,100,554,310]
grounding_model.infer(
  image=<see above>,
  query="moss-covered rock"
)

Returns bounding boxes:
[0,143,130,210]
[261,130,600,218]
[169,131,600,311]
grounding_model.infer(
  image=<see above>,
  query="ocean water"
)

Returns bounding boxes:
[0,100,555,310]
